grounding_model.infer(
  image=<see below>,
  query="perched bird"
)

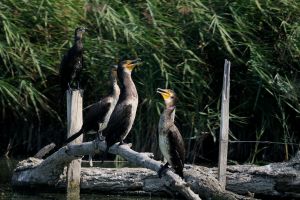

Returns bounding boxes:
[57,65,120,147]
[102,58,142,159]
[156,88,185,178]
[59,27,86,93]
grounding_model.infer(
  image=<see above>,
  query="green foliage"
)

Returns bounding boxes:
[0,0,299,161]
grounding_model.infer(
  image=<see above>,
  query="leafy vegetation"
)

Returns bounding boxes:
[0,0,299,163]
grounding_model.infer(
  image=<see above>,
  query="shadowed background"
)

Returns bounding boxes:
[0,0,299,164]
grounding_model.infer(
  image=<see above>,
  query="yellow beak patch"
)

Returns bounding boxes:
[157,88,171,100]
[160,92,171,100]
[126,63,135,71]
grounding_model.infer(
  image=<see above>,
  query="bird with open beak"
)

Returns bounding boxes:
[157,88,185,178]
[102,58,142,161]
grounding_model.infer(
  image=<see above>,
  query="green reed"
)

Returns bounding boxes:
[0,0,299,162]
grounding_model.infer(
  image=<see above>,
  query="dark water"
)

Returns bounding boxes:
[0,157,168,200]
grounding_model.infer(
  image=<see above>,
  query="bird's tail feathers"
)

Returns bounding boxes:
[62,128,84,146]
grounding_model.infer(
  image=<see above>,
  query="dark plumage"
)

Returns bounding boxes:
[58,65,120,146]
[157,88,185,178]
[102,58,142,158]
[59,27,86,93]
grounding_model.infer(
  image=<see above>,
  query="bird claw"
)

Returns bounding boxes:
[118,141,125,146]
[98,134,105,141]
[158,164,169,178]
[97,131,105,141]
[157,163,169,178]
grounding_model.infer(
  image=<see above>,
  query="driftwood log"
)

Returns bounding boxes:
[13,141,202,200]
[12,139,300,199]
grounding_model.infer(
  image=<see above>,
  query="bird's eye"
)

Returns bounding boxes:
[171,96,174,99]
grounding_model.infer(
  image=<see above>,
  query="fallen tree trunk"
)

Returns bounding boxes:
[74,160,300,199]
[79,153,299,199]
[12,140,253,200]
[14,141,300,199]
[225,153,300,199]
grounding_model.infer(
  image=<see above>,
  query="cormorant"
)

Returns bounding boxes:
[102,58,142,158]
[59,27,86,92]
[58,65,120,146]
[156,88,185,178]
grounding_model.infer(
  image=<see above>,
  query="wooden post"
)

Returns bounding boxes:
[218,59,231,190]
[66,89,83,198]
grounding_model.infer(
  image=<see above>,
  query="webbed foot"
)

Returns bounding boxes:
[158,163,169,178]
[97,132,105,141]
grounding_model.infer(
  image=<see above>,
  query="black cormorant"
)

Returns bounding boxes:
[59,27,86,92]
[102,58,142,158]
[156,88,185,178]
[59,65,120,146]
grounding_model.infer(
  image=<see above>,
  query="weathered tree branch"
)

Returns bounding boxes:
[20,142,300,199]
[12,140,253,200]
[13,140,202,199]
[12,140,300,199]
[78,157,300,199]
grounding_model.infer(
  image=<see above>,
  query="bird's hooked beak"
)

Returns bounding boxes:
[75,27,87,39]
[82,27,87,33]
[125,58,142,71]
[157,88,171,100]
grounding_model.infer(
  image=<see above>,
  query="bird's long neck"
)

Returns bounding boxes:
[109,79,120,99]
[160,106,176,126]
[164,106,176,122]
[74,36,83,50]
[159,106,175,132]
[120,72,137,100]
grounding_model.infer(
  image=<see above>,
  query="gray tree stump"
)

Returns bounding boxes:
[66,89,83,198]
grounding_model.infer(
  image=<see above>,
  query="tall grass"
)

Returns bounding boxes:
[0,0,299,162]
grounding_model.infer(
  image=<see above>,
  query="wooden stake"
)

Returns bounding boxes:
[66,89,83,197]
[218,59,231,190]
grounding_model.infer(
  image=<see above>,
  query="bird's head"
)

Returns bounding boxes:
[75,27,87,39]
[118,58,142,73]
[110,64,118,80]
[157,88,177,109]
